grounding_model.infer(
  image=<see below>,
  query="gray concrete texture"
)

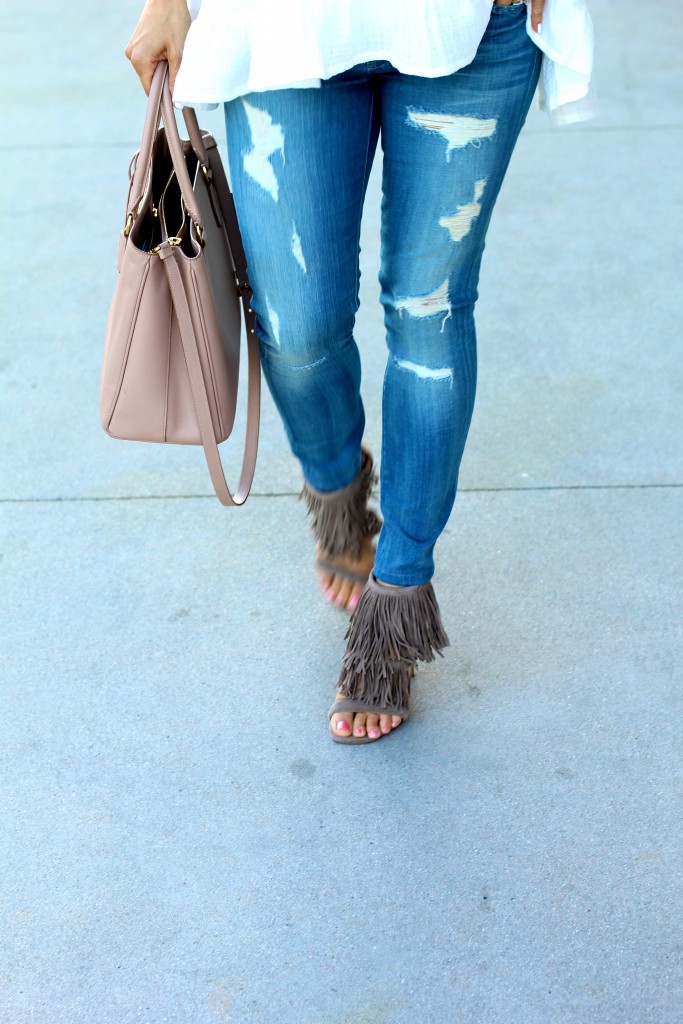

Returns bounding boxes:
[1,1,681,1022]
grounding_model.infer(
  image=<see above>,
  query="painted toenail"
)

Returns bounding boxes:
[354,728,364,735]
[349,594,359,610]
[369,729,380,738]
[336,720,350,732]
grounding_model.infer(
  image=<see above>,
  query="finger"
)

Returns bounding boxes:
[167,48,183,96]
[126,45,157,96]
[139,60,157,97]
[530,0,545,33]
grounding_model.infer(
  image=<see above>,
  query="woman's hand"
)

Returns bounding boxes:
[493,0,545,33]
[125,0,191,96]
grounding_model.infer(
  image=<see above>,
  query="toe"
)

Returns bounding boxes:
[318,567,333,592]
[352,712,367,738]
[330,713,353,737]
[334,578,354,609]
[365,713,381,739]
[391,715,403,729]
[316,546,333,591]
[348,583,363,612]
[379,713,393,734]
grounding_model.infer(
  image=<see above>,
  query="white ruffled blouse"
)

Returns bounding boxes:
[174,0,595,125]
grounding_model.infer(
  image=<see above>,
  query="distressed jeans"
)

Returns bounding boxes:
[224,3,541,585]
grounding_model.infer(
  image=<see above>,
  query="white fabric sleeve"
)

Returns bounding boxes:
[527,0,597,125]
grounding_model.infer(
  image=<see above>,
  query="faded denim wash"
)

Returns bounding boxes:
[224,3,541,585]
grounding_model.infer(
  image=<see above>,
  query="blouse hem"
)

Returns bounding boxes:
[174,47,482,108]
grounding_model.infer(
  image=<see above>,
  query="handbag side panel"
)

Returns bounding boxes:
[101,241,172,444]
[161,253,237,446]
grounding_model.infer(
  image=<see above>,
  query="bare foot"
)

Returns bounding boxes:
[317,533,376,612]
[329,691,403,741]
[330,574,409,738]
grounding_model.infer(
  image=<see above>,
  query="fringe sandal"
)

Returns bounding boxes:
[328,575,450,744]
[300,447,381,593]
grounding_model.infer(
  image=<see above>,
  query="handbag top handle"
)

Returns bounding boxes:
[125,62,205,242]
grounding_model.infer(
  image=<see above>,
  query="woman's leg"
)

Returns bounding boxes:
[224,74,381,607]
[330,5,542,740]
[375,4,542,585]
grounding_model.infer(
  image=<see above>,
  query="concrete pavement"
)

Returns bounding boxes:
[1,2,682,1021]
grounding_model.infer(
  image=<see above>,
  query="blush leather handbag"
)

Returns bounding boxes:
[100,60,260,506]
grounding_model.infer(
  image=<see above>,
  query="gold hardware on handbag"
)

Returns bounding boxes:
[100,61,260,506]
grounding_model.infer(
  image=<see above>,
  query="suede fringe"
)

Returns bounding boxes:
[300,449,381,560]
[337,577,449,712]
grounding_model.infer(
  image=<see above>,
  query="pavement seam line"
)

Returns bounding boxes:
[1,483,682,504]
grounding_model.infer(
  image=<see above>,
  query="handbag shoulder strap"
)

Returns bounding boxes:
[201,138,252,298]
[179,105,251,300]
[158,244,260,507]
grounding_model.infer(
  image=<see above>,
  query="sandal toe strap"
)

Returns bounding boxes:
[316,559,369,587]
[328,697,409,721]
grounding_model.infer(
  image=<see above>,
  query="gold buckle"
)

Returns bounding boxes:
[150,236,183,255]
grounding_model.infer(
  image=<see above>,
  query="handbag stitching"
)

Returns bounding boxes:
[190,263,225,442]
[104,258,151,431]
[163,290,173,442]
